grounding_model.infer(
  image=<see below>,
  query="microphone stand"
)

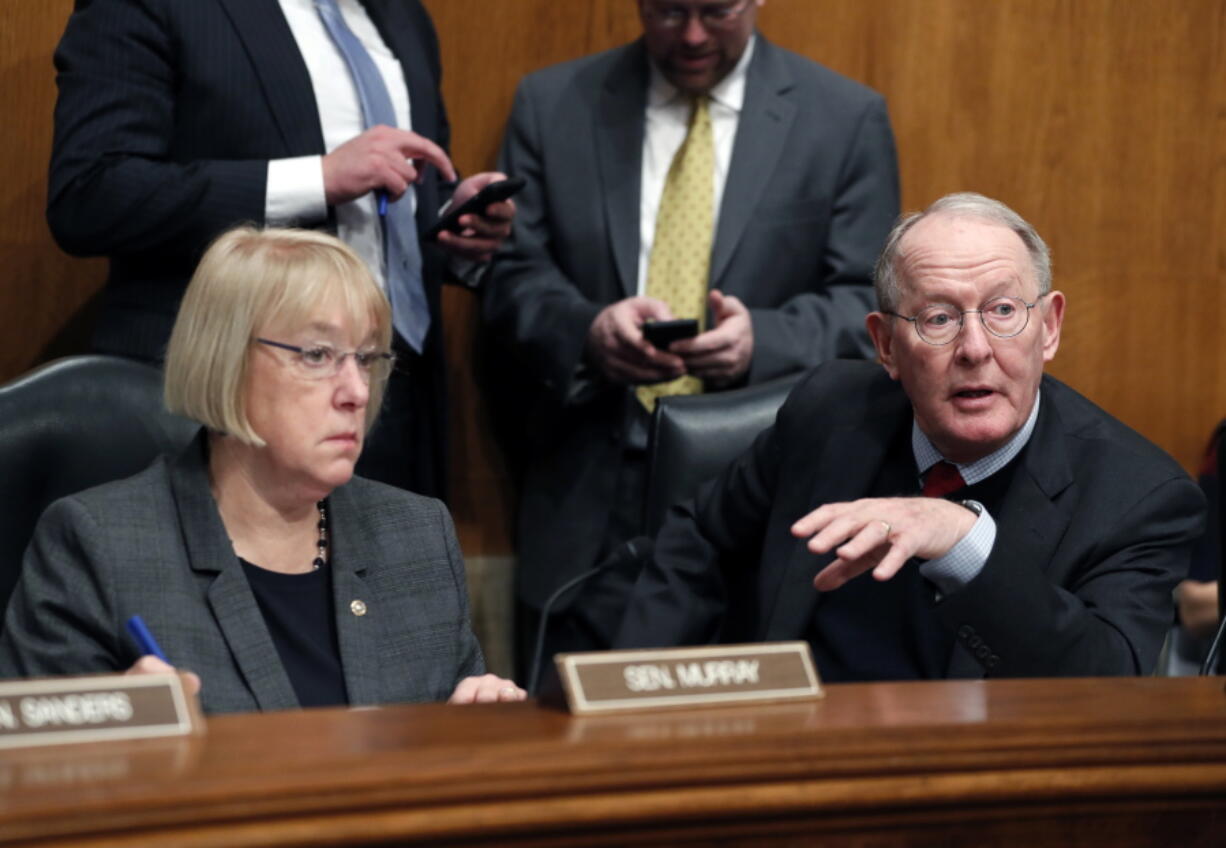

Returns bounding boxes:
[1199,612,1226,676]
[527,537,652,695]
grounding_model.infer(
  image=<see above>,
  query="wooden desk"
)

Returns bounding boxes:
[1,677,1224,846]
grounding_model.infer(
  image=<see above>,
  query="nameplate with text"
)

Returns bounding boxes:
[556,642,823,715]
[0,673,202,750]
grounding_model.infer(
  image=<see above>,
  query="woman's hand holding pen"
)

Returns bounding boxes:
[125,614,201,695]
[125,654,202,696]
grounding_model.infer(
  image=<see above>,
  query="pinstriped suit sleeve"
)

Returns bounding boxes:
[47,0,269,260]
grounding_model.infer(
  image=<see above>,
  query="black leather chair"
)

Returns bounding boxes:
[0,356,199,623]
[643,372,804,536]
[562,372,805,658]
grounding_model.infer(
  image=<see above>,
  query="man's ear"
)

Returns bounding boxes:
[1040,290,1065,363]
[866,311,899,379]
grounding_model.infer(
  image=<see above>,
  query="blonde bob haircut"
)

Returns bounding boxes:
[164,226,393,447]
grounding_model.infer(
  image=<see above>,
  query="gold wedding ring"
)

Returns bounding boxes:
[878,520,892,538]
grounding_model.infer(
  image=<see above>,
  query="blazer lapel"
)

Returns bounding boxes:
[326,484,383,706]
[216,0,326,155]
[170,436,299,711]
[595,42,649,298]
[764,390,911,640]
[710,37,796,288]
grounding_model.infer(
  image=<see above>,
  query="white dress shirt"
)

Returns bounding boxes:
[636,37,756,295]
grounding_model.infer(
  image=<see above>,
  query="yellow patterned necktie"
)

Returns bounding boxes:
[636,96,714,411]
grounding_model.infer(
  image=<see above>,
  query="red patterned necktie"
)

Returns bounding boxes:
[922,461,966,498]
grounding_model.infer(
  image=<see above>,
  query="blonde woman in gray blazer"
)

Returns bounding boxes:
[0,227,523,714]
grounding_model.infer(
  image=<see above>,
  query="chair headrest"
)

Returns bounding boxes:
[0,356,200,622]
[644,372,804,537]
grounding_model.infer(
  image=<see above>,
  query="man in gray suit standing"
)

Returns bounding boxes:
[484,0,900,673]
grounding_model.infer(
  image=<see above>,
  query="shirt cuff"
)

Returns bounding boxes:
[918,503,996,597]
[266,156,328,225]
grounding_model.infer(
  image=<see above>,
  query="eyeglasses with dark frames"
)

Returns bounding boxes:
[254,338,396,381]
[642,0,754,30]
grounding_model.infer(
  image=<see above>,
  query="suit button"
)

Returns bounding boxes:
[350,599,368,617]
[957,625,974,641]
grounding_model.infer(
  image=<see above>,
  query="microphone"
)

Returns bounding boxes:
[527,536,654,695]
[1199,613,1226,676]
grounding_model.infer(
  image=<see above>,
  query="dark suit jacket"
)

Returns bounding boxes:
[484,37,900,608]
[0,436,485,714]
[616,361,1206,678]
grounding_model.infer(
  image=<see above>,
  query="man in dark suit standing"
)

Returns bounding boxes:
[47,0,514,498]
[616,192,1205,679]
[484,0,900,671]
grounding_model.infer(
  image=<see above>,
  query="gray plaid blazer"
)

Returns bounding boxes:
[0,434,484,714]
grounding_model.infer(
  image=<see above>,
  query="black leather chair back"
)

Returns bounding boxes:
[0,356,199,621]
[643,373,804,537]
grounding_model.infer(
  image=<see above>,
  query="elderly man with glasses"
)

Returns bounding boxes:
[615,192,1205,680]
[486,0,900,677]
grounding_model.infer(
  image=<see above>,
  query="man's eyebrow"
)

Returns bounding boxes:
[914,275,1027,301]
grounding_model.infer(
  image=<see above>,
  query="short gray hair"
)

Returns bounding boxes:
[873,192,1052,312]
[164,226,393,446]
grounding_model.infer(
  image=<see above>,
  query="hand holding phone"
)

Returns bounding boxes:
[424,176,525,241]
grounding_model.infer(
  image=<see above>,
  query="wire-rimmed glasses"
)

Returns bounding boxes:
[884,294,1049,346]
[641,0,754,30]
[254,338,396,382]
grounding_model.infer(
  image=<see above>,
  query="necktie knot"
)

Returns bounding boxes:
[922,461,966,498]
[688,95,710,126]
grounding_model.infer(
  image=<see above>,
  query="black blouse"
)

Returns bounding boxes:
[241,558,348,708]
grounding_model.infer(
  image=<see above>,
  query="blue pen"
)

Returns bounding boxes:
[126,615,168,663]
[377,190,388,217]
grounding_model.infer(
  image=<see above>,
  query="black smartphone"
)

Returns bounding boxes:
[423,176,525,241]
[642,318,699,349]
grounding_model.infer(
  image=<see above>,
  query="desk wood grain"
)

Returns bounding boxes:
[1,677,1224,846]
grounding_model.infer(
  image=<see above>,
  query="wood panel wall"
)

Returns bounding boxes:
[0,1,107,380]
[3,1,1223,557]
